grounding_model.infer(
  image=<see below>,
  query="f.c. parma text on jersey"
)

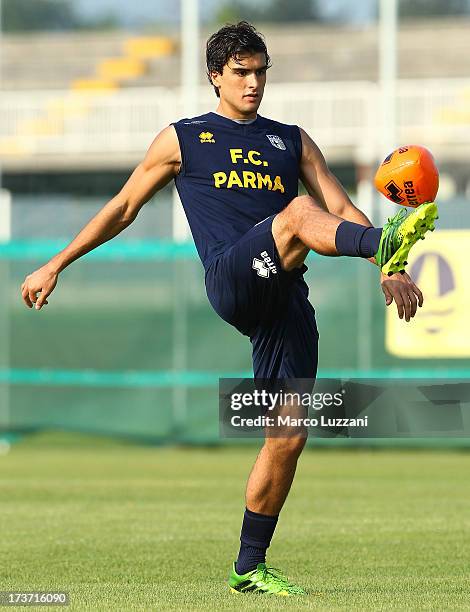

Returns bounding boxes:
[172,112,302,270]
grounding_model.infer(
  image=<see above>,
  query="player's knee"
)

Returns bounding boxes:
[285,195,322,232]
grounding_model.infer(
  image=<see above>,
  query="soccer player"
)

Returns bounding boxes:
[21,22,437,596]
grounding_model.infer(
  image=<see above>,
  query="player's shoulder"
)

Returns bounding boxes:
[172,112,215,128]
[256,114,300,134]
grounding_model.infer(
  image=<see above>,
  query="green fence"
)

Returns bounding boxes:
[1,237,469,444]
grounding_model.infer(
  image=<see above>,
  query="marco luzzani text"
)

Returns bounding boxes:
[229,389,368,429]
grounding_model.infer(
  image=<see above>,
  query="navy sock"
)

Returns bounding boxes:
[236,508,278,575]
[335,221,382,258]
[236,545,266,575]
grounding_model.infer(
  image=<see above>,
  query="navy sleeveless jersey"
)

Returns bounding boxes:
[172,112,302,269]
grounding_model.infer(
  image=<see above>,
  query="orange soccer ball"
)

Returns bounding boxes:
[374,145,439,208]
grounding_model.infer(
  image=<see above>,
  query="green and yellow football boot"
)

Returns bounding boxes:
[228,562,307,596]
[375,201,439,276]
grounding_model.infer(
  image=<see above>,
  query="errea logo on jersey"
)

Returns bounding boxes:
[199,131,215,143]
[252,251,277,278]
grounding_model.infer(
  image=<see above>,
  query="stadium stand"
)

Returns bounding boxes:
[1,18,469,171]
[1,18,470,91]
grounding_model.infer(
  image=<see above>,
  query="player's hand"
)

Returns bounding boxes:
[380,271,423,322]
[21,264,58,310]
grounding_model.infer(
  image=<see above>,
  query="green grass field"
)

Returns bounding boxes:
[1,433,470,611]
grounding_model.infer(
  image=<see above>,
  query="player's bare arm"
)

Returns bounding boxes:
[299,127,372,225]
[298,127,423,321]
[21,126,181,311]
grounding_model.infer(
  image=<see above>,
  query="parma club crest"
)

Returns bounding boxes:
[266,134,286,150]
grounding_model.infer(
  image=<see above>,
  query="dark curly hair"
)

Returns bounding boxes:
[206,21,271,98]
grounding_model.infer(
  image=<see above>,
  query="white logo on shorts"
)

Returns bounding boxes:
[266,134,286,150]
[252,258,269,278]
[252,251,277,278]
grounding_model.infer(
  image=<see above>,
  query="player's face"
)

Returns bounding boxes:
[212,53,268,118]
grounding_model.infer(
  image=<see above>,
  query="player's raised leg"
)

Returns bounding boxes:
[272,194,438,275]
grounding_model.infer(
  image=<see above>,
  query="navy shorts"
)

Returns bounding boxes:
[205,216,319,379]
